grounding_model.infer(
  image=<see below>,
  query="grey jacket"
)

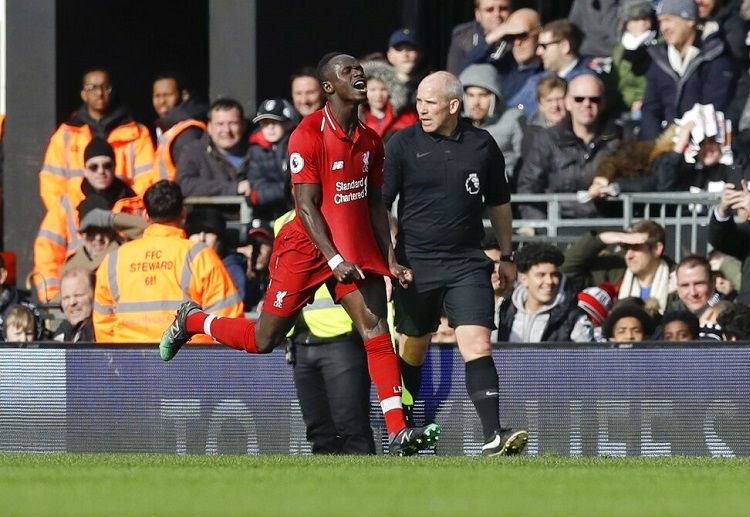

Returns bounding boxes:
[516,115,621,219]
[176,133,250,197]
[459,64,525,180]
[497,284,593,343]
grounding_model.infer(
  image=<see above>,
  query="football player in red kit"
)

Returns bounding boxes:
[159,52,440,456]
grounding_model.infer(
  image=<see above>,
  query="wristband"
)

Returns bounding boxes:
[500,253,515,263]
[327,254,344,271]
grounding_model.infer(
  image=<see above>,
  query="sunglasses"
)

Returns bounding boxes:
[87,162,114,172]
[537,40,561,50]
[573,96,602,104]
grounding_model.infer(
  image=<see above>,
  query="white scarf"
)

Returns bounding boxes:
[619,259,671,313]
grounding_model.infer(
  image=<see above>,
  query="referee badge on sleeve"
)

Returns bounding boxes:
[290,152,304,174]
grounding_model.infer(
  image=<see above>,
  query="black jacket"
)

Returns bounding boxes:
[708,211,750,304]
[246,132,293,222]
[516,116,621,219]
[51,317,95,343]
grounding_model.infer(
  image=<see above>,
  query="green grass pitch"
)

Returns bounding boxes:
[0,454,747,517]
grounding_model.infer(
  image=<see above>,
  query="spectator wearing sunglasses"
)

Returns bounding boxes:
[32,138,144,302]
[516,74,621,221]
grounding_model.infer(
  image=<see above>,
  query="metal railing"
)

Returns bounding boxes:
[186,191,724,261]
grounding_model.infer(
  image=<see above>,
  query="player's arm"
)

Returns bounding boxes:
[295,183,364,284]
[368,185,412,287]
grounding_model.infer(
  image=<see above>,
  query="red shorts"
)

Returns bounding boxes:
[262,225,383,317]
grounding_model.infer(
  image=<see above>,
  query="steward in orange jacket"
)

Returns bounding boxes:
[38,69,154,212]
[93,180,243,343]
[137,77,207,192]
[33,138,144,301]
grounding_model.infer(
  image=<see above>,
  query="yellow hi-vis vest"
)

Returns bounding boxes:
[274,211,354,341]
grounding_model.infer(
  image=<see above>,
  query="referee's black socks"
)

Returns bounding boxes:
[466,355,501,443]
[399,357,423,401]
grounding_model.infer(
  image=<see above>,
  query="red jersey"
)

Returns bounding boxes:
[287,104,390,276]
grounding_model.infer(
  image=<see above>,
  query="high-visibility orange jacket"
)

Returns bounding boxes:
[134,119,206,193]
[93,223,243,343]
[32,180,144,302]
[38,107,155,212]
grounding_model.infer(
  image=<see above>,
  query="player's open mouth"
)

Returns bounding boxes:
[353,79,366,91]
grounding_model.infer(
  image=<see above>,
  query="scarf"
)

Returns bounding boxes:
[619,259,671,313]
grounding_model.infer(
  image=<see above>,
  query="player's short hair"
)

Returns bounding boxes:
[317,52,345,84]
[153,71,186,92]
[717,303,750,340]
[208,97,244,120]
[515,242,564,274]
[541,19,584,55]
[626,219,666,248]
[676,254,711,280]
[661,310,699,339]
[144,180,184,222]
[536,75,567,101]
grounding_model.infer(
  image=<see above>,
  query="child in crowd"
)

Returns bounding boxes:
[2,303,45,342]
[660,310,700,341]
[612,0,655,116]
[360,61,418,143]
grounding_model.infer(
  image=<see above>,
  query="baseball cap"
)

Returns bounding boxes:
[252,98,294,124]
[388,28,419,49]
[656,0,697,21]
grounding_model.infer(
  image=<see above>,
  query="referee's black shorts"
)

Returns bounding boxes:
[394,254,495,337]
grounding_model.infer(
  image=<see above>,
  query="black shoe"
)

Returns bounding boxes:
[481,428,528,456]
[389,423,441,456]
[159,300,202,361]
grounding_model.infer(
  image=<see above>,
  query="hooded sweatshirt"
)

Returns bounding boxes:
[459,64,525,180]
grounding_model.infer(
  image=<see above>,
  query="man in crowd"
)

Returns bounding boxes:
[386,28,427,103]
[384,71,527,456]
[38,68,154,212]
[158,53,440,456]
[176,98,252,197]
[641,0,736,139]
[146,72,206,188]
[459,8,544,104]
[670,255,716,318]
[562,220,672,313]
[447,0,513,75]
[33,138,142,301]
[516,74,620,220]
[458,64,525,180]
[52,268,95,342]
[709,181,749,303]
[290,67,324,119]
[93,180,243,343]
[496,243,592,342]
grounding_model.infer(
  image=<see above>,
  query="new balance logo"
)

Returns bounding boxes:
[332,161,344,170]
[273,290,287,309]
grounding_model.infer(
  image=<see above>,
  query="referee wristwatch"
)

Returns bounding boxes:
[499,253,514,263]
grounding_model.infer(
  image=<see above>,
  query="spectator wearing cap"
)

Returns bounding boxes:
[176,98,253,198]
[247,98,295,224]
[496,242,593,343]
[640,0,736,140]
[458,64,525,182]
[611,0,656,115]
[446,0,513,75]
[457,8,544,102]
[360,60,418,143]
[577,283,615,341]
[386,28,428,104]
[603,297,655,342]
[32,138,144,302]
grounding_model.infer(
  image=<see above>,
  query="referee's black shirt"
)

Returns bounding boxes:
[383,120,510,256]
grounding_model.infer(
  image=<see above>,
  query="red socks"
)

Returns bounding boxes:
[186,312,258,354]
[364,334,406,436]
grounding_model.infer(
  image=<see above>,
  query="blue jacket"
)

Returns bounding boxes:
[641,28,736,140]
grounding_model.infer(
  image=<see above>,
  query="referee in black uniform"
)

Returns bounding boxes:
[383,71,527,456]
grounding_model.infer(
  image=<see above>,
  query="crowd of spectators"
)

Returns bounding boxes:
[1,0,749,344]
